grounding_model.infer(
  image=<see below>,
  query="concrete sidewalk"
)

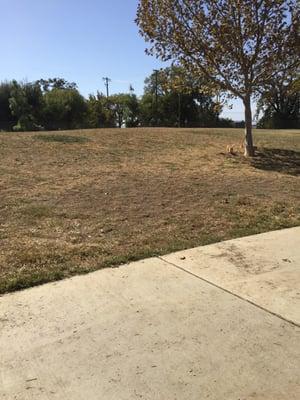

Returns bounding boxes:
[1,228,299,399]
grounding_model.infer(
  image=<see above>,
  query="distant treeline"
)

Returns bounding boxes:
[0,68,299,132]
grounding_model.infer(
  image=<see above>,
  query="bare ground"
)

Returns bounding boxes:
[0,127,299,293]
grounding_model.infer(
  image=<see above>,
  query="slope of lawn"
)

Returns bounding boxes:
[0,127,299,293]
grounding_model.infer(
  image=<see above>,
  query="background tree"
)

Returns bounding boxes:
[123,92,140,127]
[0,76,235,132]
[257,75,300,129]
[140,67,222,127]
[87,92,115,128]
[136,0,300,156]
[43,88,87,130]
[9,81,43,131]
[0,81,17,130]
[109,93,140,128]
[36,78,77,92]
[109,94,128,128]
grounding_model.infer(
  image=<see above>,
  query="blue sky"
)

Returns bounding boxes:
[1,0,245,120]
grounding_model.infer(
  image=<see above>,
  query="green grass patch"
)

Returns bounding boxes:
[22,204,54,219]
[34,134,90,144]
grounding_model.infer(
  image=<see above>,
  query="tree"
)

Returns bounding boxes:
[140,67,221,127]
[0,79,83,132]
[43,88,87,130]
[9,81,43,131]
[36,78,77,92]
[87,92,116,128]
[0,81,17,130]
[136,0,299,156]
[257,75,300,128]
[123,93,140,127]
[109,93,140,128]
[109,94,128,128]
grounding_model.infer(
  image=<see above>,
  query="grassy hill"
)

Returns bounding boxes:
[0,127,299,293]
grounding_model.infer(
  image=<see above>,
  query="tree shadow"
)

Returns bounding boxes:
[251,148,300,176]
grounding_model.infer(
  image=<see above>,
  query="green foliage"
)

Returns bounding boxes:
[109,93,140,128]
[36,78,77,92]
[42,88,87,130]
[123,93,140,127]
[0,81,18,130]
[9,81,43,131]
[1,67,298,132]
[140,67,221,127]
[257,76,300,129]
[86,92,116,128]
[0,78,86,132]
[0,74,233,131]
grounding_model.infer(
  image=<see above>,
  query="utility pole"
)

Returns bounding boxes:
[102,77,111,97]
[153,69,159,126]
[129,84,134,95]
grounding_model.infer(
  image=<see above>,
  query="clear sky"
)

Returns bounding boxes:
[1,0,246,120]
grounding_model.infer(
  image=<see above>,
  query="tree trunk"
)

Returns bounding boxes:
[243,96,255,157]
[178,92,181,128]
[118,114,122,128]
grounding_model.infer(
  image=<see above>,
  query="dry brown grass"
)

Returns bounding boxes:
[0,127,299,293]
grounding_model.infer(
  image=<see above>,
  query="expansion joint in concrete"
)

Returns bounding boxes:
[158,256,300,329]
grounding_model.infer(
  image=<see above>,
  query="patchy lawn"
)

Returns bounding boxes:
[0,127,299,293]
